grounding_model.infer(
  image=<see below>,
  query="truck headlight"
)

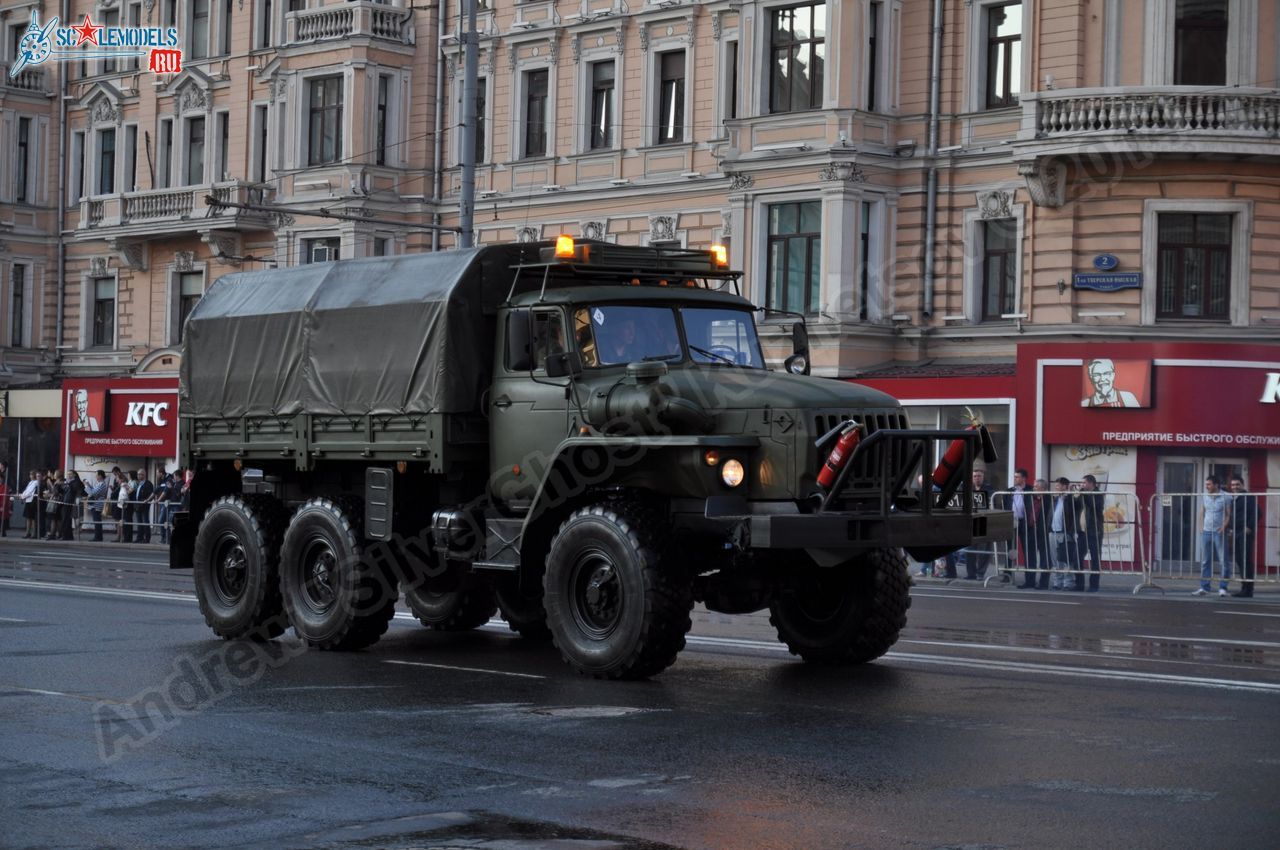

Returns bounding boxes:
[720,459,745,488]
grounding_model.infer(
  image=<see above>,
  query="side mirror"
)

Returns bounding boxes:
[784,321,810,375]
[506,310,532,371]
[546,351,584,379]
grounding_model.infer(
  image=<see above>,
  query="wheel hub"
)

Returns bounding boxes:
[300,541,338,612]
[584,566,617,621]
[212,534,248,603]
[570,552,623,638]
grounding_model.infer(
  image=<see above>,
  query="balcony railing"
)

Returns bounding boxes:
[288,2,415,45]
[1022,87,1280,139]
[1,63,49,94]
[77,182,275,233]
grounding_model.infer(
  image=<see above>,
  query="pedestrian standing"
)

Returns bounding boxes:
[1006,468,1037,588]
[134,469,155,543]
[41,471,61,540]
[86,470,109,542]
[1227,475,1259,598]
[965,469,996,580]
[115,472,130,542]
[61,472,85,540]
[1031,479,1051,589]
[1076,474,1105,592]
[1050,477,1081,590]
[18,470,39,538]
[1195,475,1232,596]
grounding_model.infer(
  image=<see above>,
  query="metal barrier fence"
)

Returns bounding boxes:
[76,497,175,543]
[975,490,1148,593]
[1144,491,1277,594]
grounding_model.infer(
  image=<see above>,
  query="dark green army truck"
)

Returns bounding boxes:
[171,239,1011,679]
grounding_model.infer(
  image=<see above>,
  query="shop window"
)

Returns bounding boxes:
[656,51,685,144]
[981,218,1017,321]
[1156,213,1231,321]
[92,278,116,348]
[770,3,826,114]
[1174,0,1226,86]
[766,201,821,315]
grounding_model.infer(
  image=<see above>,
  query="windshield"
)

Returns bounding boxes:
[573,305,764,369]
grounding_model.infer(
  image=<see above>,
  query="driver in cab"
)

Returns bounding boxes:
[601,318,640,364]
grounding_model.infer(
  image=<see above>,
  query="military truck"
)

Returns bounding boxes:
[171,239,1010,679]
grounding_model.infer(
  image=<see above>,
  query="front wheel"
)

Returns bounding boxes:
[543,502,692,679]
[279,497,397,650]
[770,548,912,665]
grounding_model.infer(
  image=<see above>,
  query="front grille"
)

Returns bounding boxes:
[813,409,912,508]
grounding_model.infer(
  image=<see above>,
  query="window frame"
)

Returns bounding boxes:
[176,271,205,342]
[375,74,390,166]
[91,277,117,349]
[768,2,827,115]
[184,115,206,187]
[9,262,29,348]
[1173,0,1228,86]
[763,199,823,316]
[588,59,616,151]
[965,0,1028,113]
[307,75,344,166]
[962,196,1025,324]
[979,218,1018,321]
[655,49,686,145]
[983,1,1022,110]
[302,236,342,265]
[15,116,31,204]
[1141,199,1251,327]
[1154,213,1233,322]
[97,127,117,196]
[191,0,211,61]
[123,124,138,193]
[522,67,550,159]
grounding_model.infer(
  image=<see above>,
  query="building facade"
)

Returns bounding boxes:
[1,0,1277,495]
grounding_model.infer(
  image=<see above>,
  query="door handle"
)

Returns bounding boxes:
[493,396,512,409]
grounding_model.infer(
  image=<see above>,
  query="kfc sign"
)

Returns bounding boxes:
[63,378,178,459]
[126,402,170,427]
[1263,373,1280,404]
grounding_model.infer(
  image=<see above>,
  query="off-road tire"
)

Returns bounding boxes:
[279,496,397,650]
[192,494,288,640]
[493,577,553,641]
[770,547,912,665]
[543,502,692,679]
[403,568,497,631]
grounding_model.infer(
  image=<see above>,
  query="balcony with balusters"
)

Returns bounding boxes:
[1012,87,1280,164]
[0,63,52,97]
[75,182,278,240]
[286,2,416,47]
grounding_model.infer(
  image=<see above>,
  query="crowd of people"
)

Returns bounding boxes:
[0,460,189,544]
[920,468,1262,598]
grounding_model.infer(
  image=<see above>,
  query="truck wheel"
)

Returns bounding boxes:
[192,495,288,640]
[403,565,497,631]
[543,503,692,679]
[493,577,553,641]
[279,497,397,651]
[770,547,912,665]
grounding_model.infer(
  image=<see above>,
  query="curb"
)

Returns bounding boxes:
[0,538,162,554]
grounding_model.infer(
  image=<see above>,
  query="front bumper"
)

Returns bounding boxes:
[741,508,1014,551]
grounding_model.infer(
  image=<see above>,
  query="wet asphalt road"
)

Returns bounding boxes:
[2,540,1280,850]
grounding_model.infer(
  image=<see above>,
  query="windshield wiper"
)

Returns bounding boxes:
[688,344,739,366]
[642,353,683,362]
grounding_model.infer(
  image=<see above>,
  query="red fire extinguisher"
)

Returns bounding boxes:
[931,406,995,487]
[818,421,864,490]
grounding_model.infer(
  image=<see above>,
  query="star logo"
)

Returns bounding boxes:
[71,13,102,47]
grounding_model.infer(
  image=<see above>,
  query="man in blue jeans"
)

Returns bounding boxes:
[1195,475,1232,597]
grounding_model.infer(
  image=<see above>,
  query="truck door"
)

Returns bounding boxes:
[490,308,572,505]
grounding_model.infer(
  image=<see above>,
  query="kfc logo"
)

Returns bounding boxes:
[126,402,170,427]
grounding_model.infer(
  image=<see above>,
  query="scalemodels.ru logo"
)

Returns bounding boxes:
[9,10,183,78]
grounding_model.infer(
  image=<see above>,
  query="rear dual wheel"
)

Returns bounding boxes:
[278,497,398,651]
[192,495,288,640]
